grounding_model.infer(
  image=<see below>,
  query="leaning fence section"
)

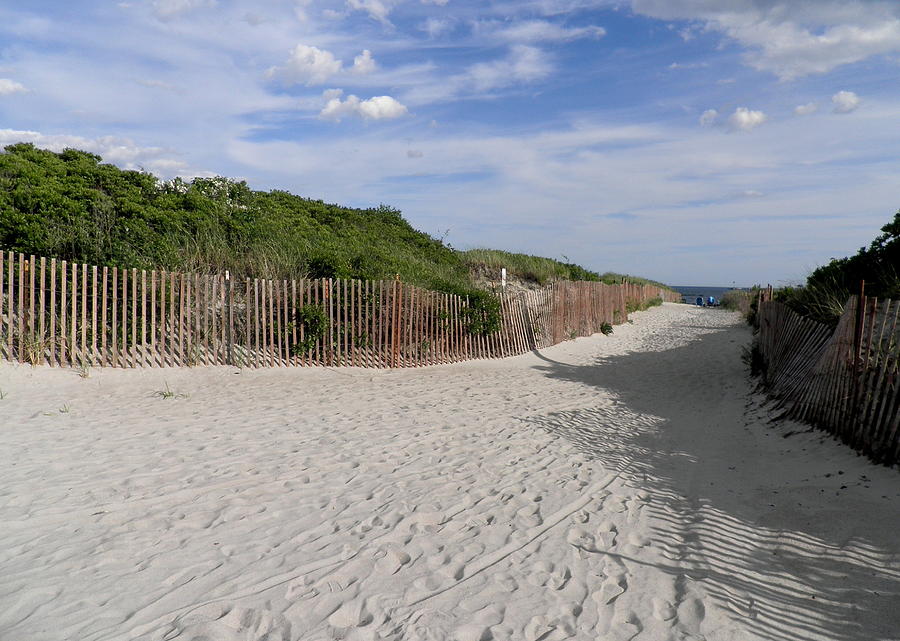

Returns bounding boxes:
[0,251,677,371]
[756,296,900,465]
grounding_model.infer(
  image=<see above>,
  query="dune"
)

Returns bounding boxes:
[1,303,897,641]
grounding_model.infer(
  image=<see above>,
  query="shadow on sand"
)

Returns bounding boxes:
[522,326,899,641]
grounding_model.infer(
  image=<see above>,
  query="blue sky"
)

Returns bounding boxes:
[2,0,899,286]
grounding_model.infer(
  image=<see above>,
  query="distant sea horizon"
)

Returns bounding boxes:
[671,285,748,302]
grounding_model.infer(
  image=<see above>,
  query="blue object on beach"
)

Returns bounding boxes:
[708,296,716,306]
[696,296,703,306]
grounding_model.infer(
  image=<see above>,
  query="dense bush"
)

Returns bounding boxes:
[0,143,469,286]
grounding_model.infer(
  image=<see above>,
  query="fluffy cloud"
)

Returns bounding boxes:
[0,79,28,95]
[268,45,343,86]
[728,107,767,131]
[699,109,718,127]
[151,0,216,19]
[422,17,453,38]
[629,0,900,80]
[351,50,376,75]
[319,91,408,121]
[832,90,860,114]
[794,102,818,116]
[493,20,606,43]
[467,45,552,92]
[346,0,393,24]
[269,44,377,86]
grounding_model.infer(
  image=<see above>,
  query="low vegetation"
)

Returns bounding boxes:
[720,289,753,316]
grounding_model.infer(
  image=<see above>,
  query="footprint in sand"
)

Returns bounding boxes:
[606,614,642,641]
[652,598,677,621]
[374,545,412,575]
[327,597,374,629]
[592,573,627,605]
[517,503,543,528]
[451,624,493,641]
[547,565,571,590]
[172,605,293,641]
[676,596,706,635]
[566,527,601,553]
[528,560,556,587]
[595,521,618,548]
[571,509,590,524]
[285,575,319,601]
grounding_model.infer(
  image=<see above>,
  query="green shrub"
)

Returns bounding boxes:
[290,304,328,355]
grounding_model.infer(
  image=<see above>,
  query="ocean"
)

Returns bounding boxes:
[672,286,745,304]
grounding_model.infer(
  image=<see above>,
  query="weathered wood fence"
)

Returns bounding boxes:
[756,290,899,465]
[0,251,678,370]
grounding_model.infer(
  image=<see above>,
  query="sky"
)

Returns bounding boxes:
[1,1,899,287]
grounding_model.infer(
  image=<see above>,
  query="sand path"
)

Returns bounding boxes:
[1,303,897,641]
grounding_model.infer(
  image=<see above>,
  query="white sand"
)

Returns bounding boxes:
[1,302,898,641]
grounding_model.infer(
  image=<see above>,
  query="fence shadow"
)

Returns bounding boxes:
[522,328,900,641]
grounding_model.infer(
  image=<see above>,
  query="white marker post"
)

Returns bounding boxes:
[501,268,507,291]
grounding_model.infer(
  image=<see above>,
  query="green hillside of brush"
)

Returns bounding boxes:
[0,143,674,296]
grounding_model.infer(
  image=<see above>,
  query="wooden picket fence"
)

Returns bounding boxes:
[0,251,678,370]
[756,291,900,465]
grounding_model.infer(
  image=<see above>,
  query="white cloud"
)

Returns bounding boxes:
[319,91,408,121]
[407,149,424,158]
[699,109,718,127]
[346,0,393,24]
[467,45,552,92]
[292,0,313,22]
[421,17,452,38]
[151,0,216,19]
[832,90,860,113]
[493,20,606,43]
[728,107,767,131]
[0,79,28,95]
[268,44,343,86]
[794,102,818,116]
[668,61,708,70]
[268,46,379,85]
[351,50,377,75]
[629,0,900,79]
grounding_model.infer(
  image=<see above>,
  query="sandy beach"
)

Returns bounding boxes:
[1,302,897,641]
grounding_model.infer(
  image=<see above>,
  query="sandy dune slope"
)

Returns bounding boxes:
[1,303,897,641]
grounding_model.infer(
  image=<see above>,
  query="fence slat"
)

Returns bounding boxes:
[18,254,26,363]
[101,267,108,367]
[50,258,57,366]
[38,257,46,365]
[110,267,118,367]
[90,265,97,365]
[69,261,77,367]
[29,255,36,361]
[81,263,88,364]
[141,270,148,367]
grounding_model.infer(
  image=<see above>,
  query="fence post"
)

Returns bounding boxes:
[225,271,235,365]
